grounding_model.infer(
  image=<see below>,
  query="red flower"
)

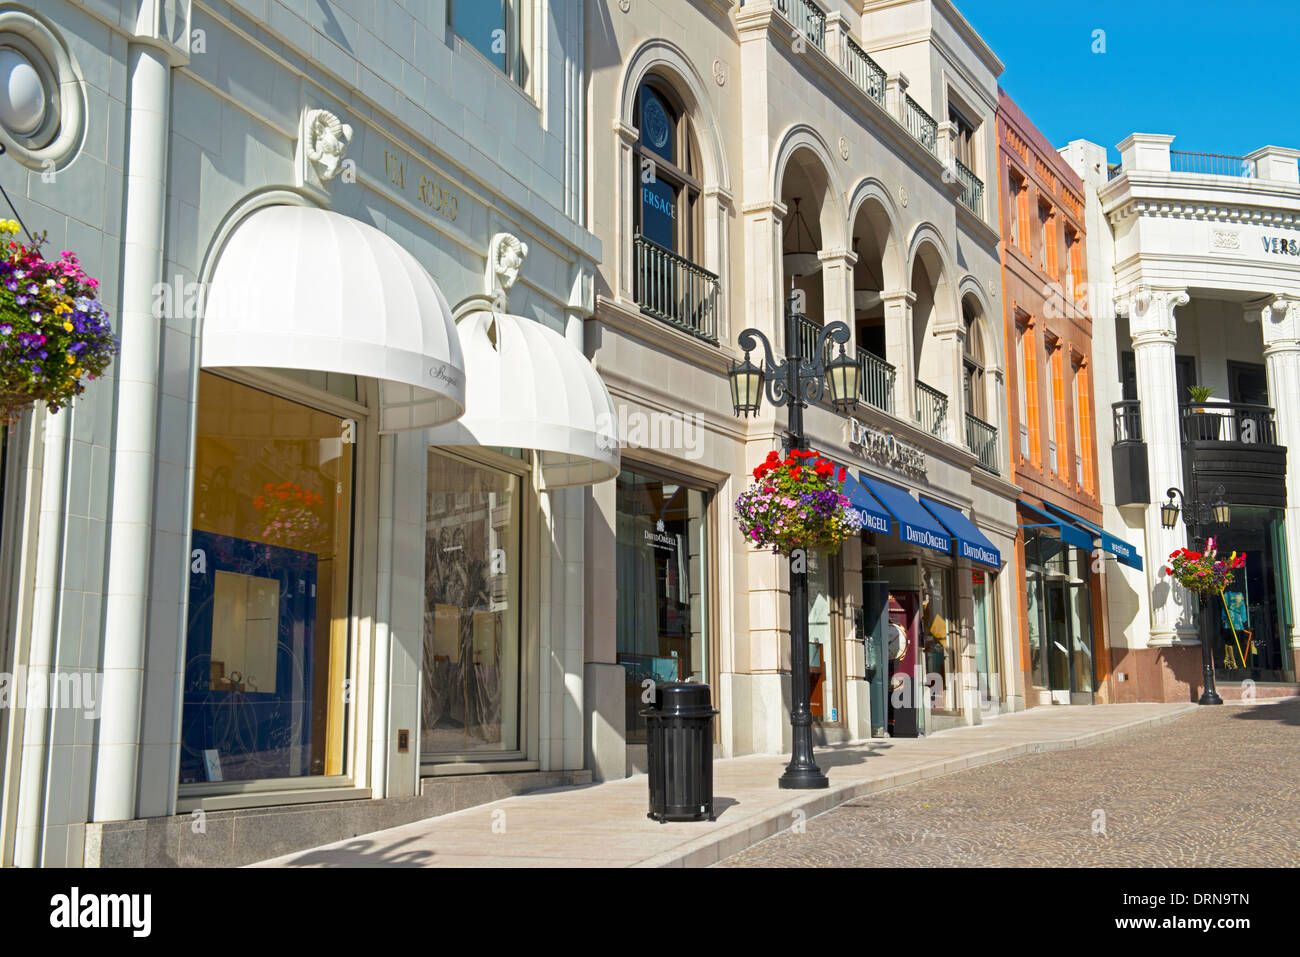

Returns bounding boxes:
[766,451,780,463]
[837,467,846,482]
[790,465,802,480]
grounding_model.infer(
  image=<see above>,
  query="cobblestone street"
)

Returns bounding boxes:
[718,700,1300,867]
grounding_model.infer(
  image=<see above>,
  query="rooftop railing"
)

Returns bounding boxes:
[1170,151,1252,178]
[774,0,826,52]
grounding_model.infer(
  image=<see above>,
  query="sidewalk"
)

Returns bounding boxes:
[254,702,1196,868]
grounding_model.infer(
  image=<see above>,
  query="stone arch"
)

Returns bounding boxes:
[771,125,848,251]
[906,224,958,385]
[847,178,907,294]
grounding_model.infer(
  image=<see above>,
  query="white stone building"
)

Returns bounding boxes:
[0,0,610,866]
[1064,135,1300,701]
[584,0,1023,781]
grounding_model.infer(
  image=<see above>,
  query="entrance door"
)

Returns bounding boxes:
[1045,581,1072,704]
[887,591,920,736]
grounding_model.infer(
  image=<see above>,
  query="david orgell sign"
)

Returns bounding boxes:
[846,418,927,479]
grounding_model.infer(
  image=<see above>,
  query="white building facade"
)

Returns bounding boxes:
[1064,135,1300,702]
[0,0,613,866]
[584,0,1023,781]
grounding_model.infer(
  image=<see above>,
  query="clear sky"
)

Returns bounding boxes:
[954,0,1300,160]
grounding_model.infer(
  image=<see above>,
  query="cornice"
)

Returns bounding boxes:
[1106,199,1300,229]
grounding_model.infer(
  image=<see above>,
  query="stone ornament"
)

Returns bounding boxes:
[839,136,849,161]
[0,11,87,170]
[619,0,631,11]
[713,58,726,86]
[486,232,529,311]
[899,185,909,208]
[305,109,353,184]
[1211,229,1241,250]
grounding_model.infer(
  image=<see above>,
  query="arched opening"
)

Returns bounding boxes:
[779,146,836,358]
[910,239,952,436]
[963,295,989,421]
[632,77,702,261]
[850,195,900,414]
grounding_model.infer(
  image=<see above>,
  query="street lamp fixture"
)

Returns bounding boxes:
[1160,488,1181,530]
[728,288,853,790]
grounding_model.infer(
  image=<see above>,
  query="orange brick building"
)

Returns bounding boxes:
[996,90,1113,706]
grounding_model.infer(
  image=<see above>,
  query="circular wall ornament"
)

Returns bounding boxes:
[0,11,86,170]
[839,136,850,161]
[642,94,670,151]
[619,0,631,11]
[712,58,726,86]
[899,185,909,208]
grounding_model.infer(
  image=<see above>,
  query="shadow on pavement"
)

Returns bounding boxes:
[1227,698,1300,726]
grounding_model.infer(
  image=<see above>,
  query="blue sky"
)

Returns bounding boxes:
[955,0,1300,160]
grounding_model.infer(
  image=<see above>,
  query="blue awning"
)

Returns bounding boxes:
[1018,500,1094,551]
[859,475,951,554]
[920,497,1002,569]
[1040,502,1144,571]
[839,470,891,535]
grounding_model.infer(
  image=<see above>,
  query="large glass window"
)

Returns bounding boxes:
[633,81,701,259]
[448,0,529,88]
[423,450,522,755]
[616,468,708,742]
[182,372,355,784]
[921,564,957,712]
[971,569,1000,709]
[807,550,836,723]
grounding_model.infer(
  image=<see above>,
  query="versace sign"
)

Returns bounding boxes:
[847,419,927,478]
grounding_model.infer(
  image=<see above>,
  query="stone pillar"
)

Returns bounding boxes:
[885,72,911,125]
[882,290,917,421]
[1261,296,1300,655]
[1126,286,1195,646]
[819,247,858,357]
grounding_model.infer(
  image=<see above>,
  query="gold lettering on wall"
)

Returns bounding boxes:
[382,148,459,222]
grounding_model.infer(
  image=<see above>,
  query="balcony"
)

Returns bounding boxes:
[774,0,826,52]
[964,413,999,475]
[1170,150,1252,177]
[1181,403,1287,510]
[632,234,720,345]
[904,95,938,156]
[954,159,983,216]
[857,348,896,415]
[915,380,947,437]
[1111,400,1149,506]
[841,36,886,107]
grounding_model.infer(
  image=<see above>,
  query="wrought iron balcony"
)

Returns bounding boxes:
[632,234,719,344]
[1179,403,1278,445]
[914,380,947,437]
[965,412,999,475]
[857,348,895,415]
[842,36,886,106]
[1113,400,1142,443]
[774,0,826,52]
[904,95,937,155]
[793,313,827,364]
[955,159,984,217]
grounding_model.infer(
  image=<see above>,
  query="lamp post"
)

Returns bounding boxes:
[728,287,859,789]
[1160,482,1230,706]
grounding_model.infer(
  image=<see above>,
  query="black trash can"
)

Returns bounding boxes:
[641,682,718,823]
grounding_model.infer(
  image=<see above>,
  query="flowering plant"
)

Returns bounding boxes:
[252,482,328,551]
[1165,536,1244,596]
[734,449,863,554]
[0,221,118,423]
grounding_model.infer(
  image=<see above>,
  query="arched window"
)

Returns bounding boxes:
[633,80,702,261]
[963,299,987,420]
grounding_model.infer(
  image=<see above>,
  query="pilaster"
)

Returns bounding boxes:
[1261,296,1300,651]
[882,290,917,421]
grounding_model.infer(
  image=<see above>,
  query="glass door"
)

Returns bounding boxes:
[1045,580,1072,704]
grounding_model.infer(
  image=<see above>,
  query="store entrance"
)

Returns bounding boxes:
[887,591,921,737]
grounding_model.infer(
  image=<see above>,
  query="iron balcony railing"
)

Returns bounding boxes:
[1106,164,1124,181]
[842,35,886,106]
[1179,402,1278,445]
[857,348,895,415]
[965,412,999,475]
[915,380,947,437]
[904,95,937,155]
[633,234,720,344]
[1113,400,1142,443]
[1170,150,1252,178]
[793,313,826,364]
[774,0,826,52]
[954,158,984,216]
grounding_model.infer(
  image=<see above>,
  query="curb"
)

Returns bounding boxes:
[633,703,1199,868]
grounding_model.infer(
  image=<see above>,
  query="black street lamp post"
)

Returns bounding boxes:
[729,289,858,789]
[1160,482,1230,706]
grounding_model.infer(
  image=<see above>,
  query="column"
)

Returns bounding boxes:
[819,247,858,357]
[1127,286,1195,646]
[1262,296,1300,654]
[881,290,916,421]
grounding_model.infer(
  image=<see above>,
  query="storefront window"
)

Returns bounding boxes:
[921,564,957,712]
[808,550,836,723]
[971,570,999,708]
[182,372,355,784]
[423,450,522,755]
[616,468,708,742]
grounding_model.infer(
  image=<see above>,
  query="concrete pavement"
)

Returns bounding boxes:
[254,702,1196,868]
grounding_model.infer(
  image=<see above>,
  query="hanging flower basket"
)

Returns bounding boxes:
[1165,536,1244,596]
[251,482,329,552]
[0,221,118,425]
[735,449,863,554]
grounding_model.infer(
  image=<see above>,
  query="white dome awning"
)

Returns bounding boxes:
[201,205,466,432]
[425,309,620,488]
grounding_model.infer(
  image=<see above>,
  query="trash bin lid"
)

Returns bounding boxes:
[651,681,715,716]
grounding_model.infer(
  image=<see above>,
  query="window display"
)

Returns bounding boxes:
[807,550,836,722]
[921,564,957,712]
[422,450,522,755]
[616,468,708,741]
[182,372,354,784]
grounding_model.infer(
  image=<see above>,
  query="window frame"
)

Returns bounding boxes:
[632,78,703,263]
[447,0,531,91]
